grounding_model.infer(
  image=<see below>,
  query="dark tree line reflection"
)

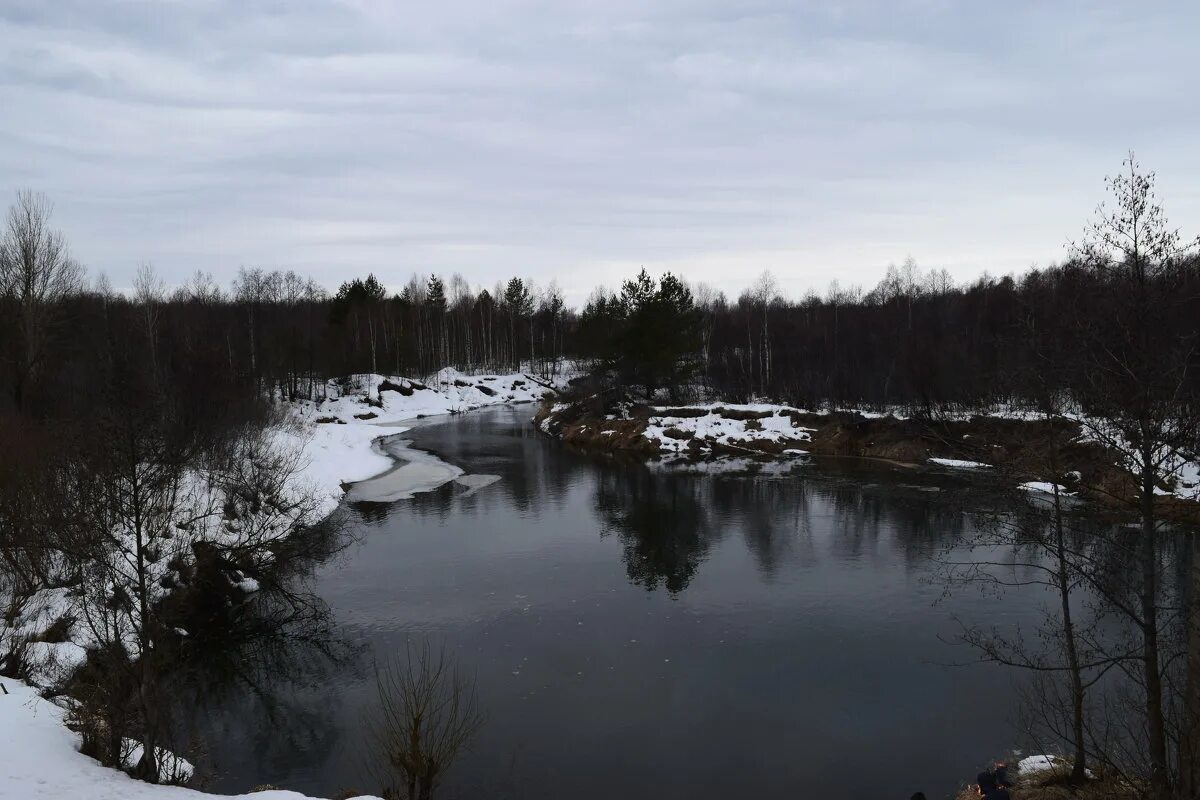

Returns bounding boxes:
[594,462,719,593]
[165,515,364,787]
[400,412,987,596]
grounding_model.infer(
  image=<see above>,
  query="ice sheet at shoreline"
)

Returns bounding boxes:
[284,370,558,514]
[343,437,465,502]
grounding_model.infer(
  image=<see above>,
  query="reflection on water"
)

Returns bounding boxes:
[191,407,1048,800]
[167,520,362,787]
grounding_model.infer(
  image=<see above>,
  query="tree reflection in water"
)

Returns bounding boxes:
[591,455,977,594]
[594,462,719,593]
[166,512,363,787]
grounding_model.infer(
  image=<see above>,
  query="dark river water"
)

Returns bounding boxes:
[195,406,1052,800]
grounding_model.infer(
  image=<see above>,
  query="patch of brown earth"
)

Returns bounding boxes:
[538,398,1197,516]
[535,399,657,455]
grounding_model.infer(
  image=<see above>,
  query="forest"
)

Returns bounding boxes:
[4,203,1199,422]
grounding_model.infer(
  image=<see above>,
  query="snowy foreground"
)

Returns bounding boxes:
[0,677,383,800]
[0,369,556,800]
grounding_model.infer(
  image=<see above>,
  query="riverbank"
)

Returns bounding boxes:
[536,396,1200,513]
[0,369,557,800]
[0,676,385,800]
[954,755,1137,800]
[283,369,557,512]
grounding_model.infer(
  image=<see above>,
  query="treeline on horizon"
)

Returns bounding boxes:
[2,174,1199,423]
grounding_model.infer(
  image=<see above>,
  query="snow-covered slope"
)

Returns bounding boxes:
[282,369,556,517]
[0,677,382,800]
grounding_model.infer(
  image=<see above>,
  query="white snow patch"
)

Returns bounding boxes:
[651,455,808,477]
[121,741,195,784]
[234,576,260,593]
[642,404,813,454]
[23,641,88,688]
[1019,481,1075,496]
[1017,754,1095,779]
[929,457,992,470]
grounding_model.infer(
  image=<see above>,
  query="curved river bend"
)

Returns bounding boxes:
[196,406,1046,800]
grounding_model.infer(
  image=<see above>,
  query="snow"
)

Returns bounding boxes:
[928,457,992,469]
[283,370,554,513]
[1170,458,1200,501]
[22,641,88,689]
[1019,481,1074,496]
[0,677,383,800]
[120,741,194,785]
[1070,414,1200,502]
[642,405,814,454]
[1017,755,1063,775]
[233,576,261,593]
[1017,754,1094,779]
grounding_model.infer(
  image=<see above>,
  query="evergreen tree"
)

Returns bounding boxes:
[503,278,532,370]
[426,274,446,311]
[586,269,702,400]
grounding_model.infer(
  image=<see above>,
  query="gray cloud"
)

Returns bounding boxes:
[1,0,1197,303]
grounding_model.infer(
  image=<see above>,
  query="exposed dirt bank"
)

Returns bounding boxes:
[535,396,1200,520]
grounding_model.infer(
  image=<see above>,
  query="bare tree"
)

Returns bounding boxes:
[1070,154,1200,800]
[134,263,166,377]
[940,485,1107,785]
[371,639,484,800]
[0,190,84,411]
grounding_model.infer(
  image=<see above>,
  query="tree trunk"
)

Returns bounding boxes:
[1053,484,1088,782]
[1181,531,1200,800]
[1141,460,1170,800]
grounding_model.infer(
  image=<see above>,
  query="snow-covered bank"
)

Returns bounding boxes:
[0,369,557,800]
[644,404,814,455]
[537,400,816,457]
[928,457,991,470]
[6,370,555,678]
[0,677,383,800]
[283,369,557,515]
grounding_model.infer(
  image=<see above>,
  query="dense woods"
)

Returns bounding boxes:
[3,211,1198,424]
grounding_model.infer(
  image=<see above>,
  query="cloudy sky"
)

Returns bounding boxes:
[1,1,1197,303]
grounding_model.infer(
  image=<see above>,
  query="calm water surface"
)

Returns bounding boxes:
[199,406,1046,800]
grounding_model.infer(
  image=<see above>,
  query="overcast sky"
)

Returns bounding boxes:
[1,1,1197,304]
